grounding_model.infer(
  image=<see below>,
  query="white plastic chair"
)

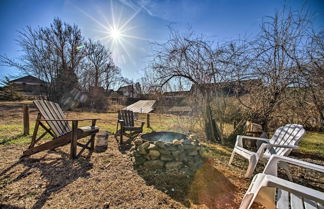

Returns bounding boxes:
[239,155,324,209]
[229,124,305,178]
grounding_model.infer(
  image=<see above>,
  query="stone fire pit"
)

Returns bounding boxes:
[131,131,204,170]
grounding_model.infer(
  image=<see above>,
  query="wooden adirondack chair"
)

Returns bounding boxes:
[229,124,305,178]
[22,100,99,159]
[115,110,144,144]
[239,155,324,209]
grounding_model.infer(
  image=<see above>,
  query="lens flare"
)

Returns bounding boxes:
[110,28,121,40]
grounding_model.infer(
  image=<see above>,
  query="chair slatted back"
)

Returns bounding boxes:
[118,110,135,127]
[34,100,71,137]
[266,124,305,156]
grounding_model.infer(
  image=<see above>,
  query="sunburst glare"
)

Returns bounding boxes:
[73,0,151,65]
[110,28,121,40]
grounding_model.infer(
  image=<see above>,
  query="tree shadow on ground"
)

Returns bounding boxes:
[0,134,26,145]
[0,151,92,209]
[0,204,25,209]
[135,158,238,208]
[117,136,134,154]
[135,166,195,207]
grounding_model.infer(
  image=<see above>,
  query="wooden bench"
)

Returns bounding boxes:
[22,100,99,159]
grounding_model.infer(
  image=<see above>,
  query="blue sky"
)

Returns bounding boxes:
[0,0,323,82]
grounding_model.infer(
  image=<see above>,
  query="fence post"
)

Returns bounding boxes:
[146,113,150,128]
[23,104,29,135]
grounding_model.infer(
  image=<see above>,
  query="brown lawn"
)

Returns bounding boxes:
[0,102,323,209]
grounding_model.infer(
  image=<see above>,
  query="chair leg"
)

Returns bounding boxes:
[120,123,124,144]
[229,150,236,165]
[279,161,292,181]
[29,113,41,149]
[90,133,95,153]
[70,121,78,159]
[245,155,257,178]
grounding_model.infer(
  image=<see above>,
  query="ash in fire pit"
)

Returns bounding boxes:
[141,131,188,143]
[131,131,204,170]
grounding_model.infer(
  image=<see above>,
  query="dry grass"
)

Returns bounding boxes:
[0,102,323,209]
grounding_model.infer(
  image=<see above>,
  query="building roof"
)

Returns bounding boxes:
[190,79,262,92]
[162,91,191,97]
[168,106,192,112]
[123,100,156,113]
[10,75,46,84]
[117,84,133,92]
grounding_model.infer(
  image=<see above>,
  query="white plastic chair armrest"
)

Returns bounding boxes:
[240,173,324,209]
[263,155,324,177]
[236,135,270,147]
[264,175,324,204]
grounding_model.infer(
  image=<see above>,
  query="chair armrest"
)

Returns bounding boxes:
[256,144,298,159]
[240,136,270,142]
[118,119,124,124]
[263,155,324,177]
[40,118,100,121]
[236,135,269,147]
[240,174,324,209]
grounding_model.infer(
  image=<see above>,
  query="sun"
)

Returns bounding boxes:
[110,28,121,40]
[75,0,151,65]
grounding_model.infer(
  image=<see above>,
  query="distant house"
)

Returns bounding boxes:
[167,105,192,115]
[117,83,141,98]
[154,90,192,115]
[107,90,127,105]
[190,79,262,96]
[9,75,47,97]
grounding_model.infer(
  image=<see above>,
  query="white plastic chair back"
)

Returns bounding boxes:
[265,124,305,156]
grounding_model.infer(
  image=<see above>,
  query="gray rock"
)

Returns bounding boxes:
[165,161,183,170]
[143,160,164,169]
[135,156,147,165]
[166,145,178,151]
[134,138,143,146]
[141,141,150,149]
[129,145,136,152]
[147,143,157,150]
[172,139,182,145]
[172,150,181,158]
[187,150,198,156]
[176,144,184,151]
[177,153,186,161]
[160,154,173,161]
[137,146,147,155]
[154,141,165,148]
[183,144,195,150]
[148,150,160,160]
[188,134,198,141]
[159,149,171,155]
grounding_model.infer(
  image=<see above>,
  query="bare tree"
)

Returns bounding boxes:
[235,8,311,132]
[150,30,230,142]
[84,39,115,89]
[302,31,324,130]
[0,18,85,102]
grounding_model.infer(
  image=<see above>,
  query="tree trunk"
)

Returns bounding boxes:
[202,88,222,143]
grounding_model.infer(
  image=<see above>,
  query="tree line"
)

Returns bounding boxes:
[145,8,324,142]
[0,18,129,103]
